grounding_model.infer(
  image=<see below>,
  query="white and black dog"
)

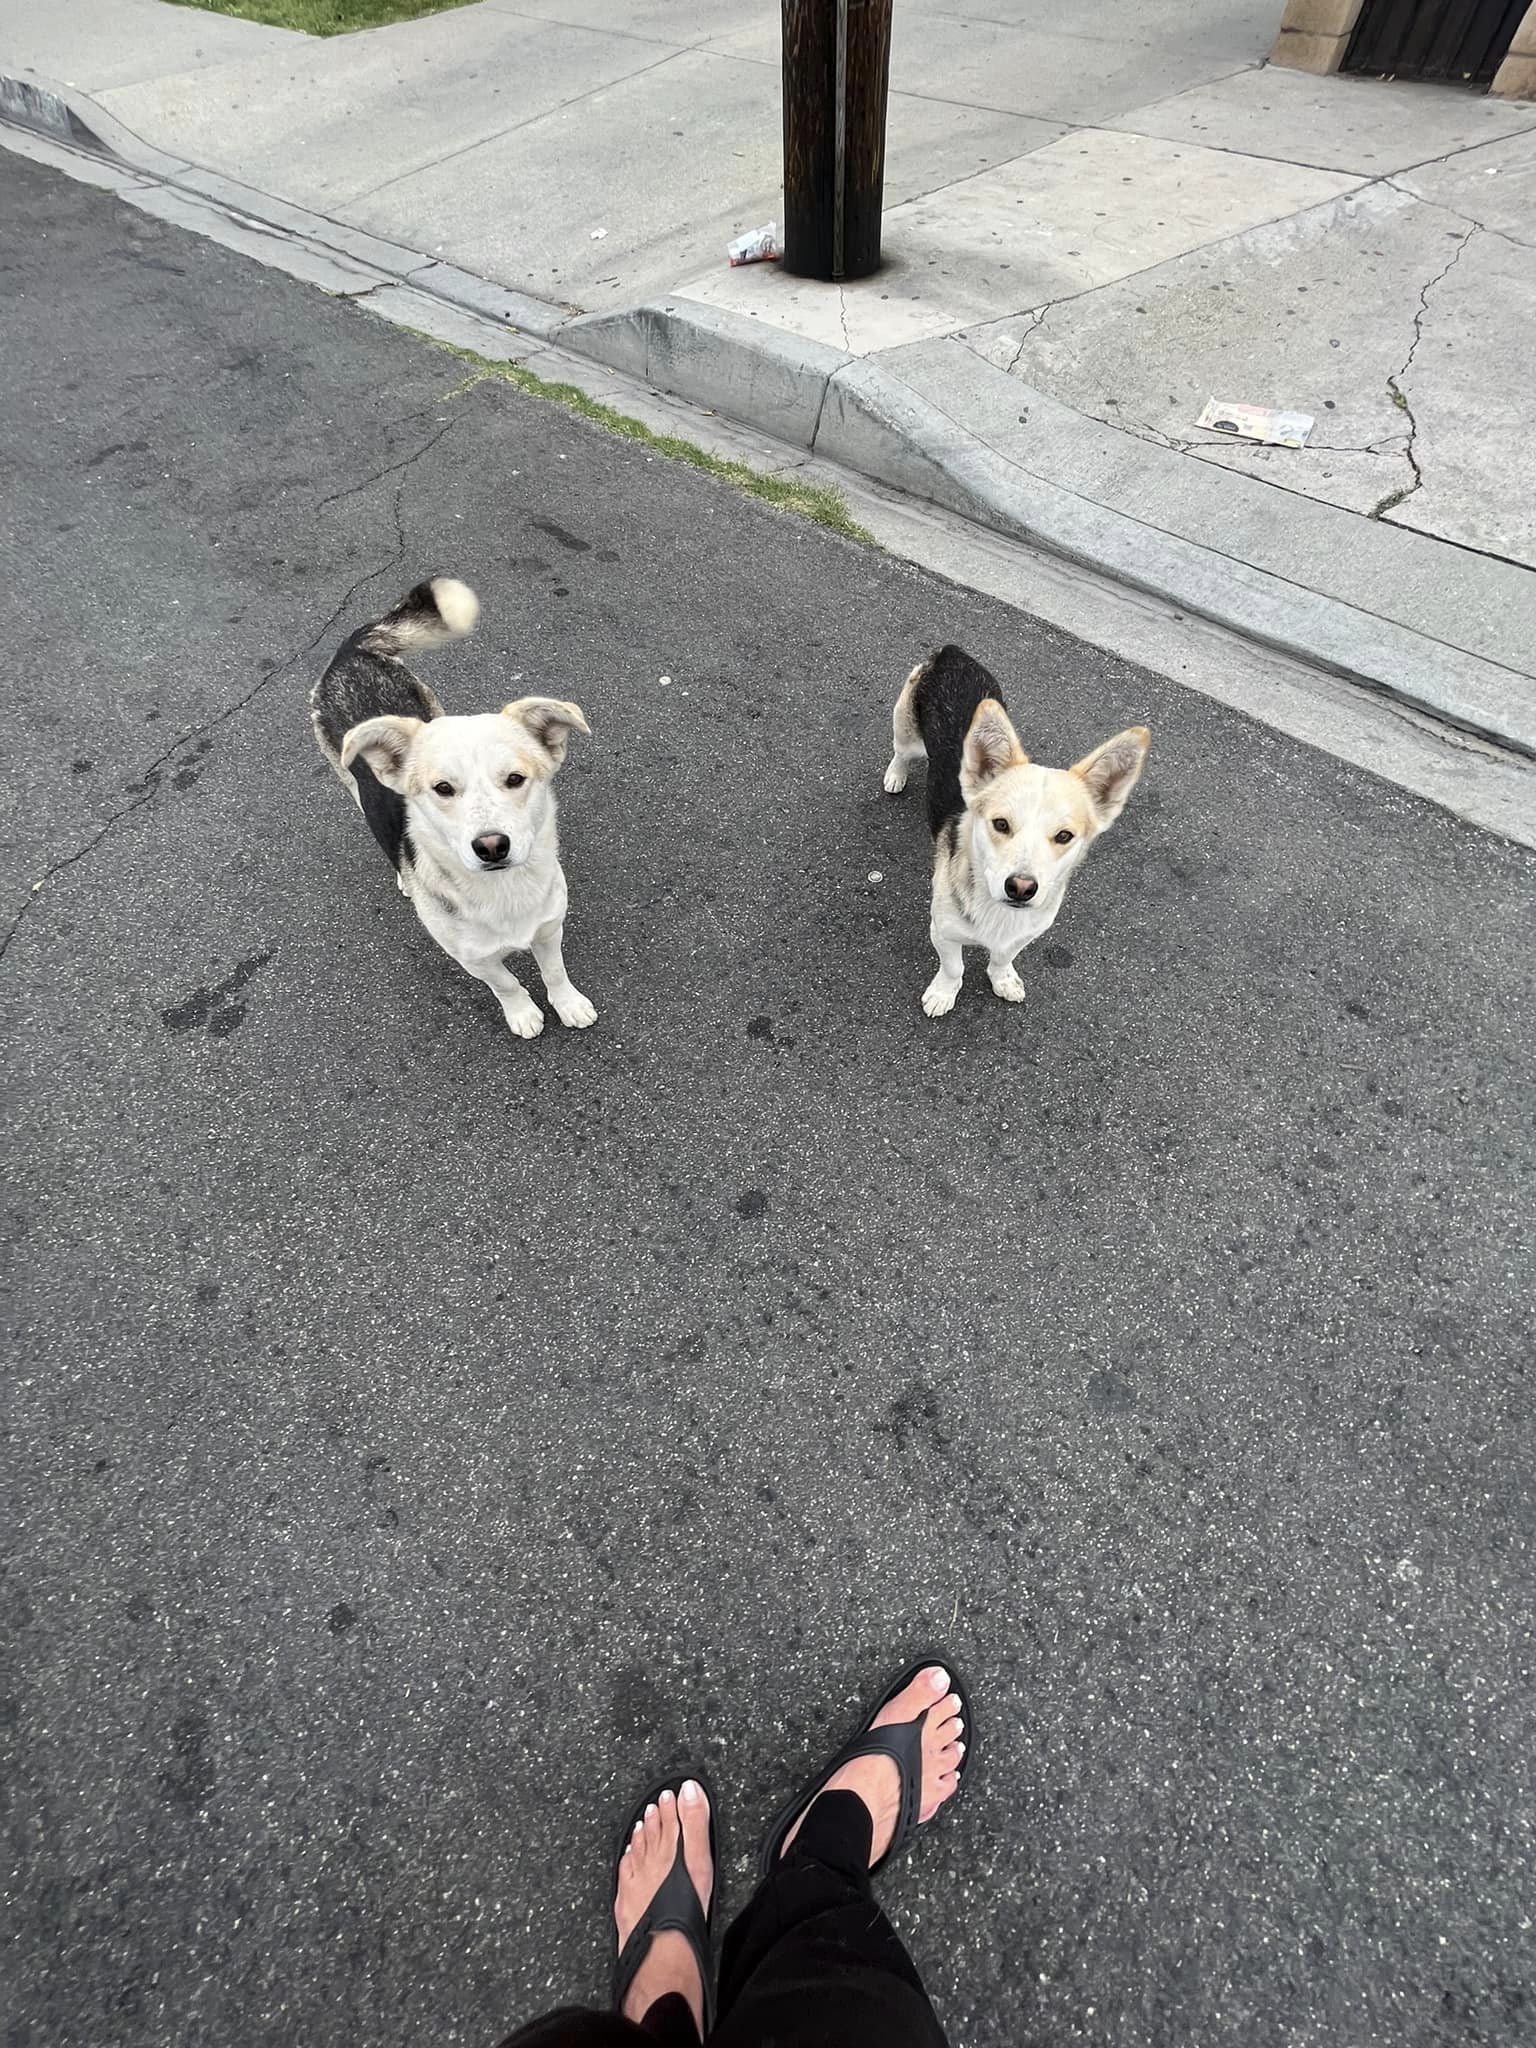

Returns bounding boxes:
[886,645,1149,1016]
[311,578,594,1040]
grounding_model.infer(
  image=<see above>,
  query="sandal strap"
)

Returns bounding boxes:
[612,1798,714,2031]
[757,1655,971,1878]
[811,1720,925,1868]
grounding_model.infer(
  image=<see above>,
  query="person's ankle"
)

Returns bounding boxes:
[621,1931,703,2034]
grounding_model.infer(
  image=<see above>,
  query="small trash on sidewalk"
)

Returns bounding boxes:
[727,222,781,267]
[589,227,608,240]
[1197,398,1314,449]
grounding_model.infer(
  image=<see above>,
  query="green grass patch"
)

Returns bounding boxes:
[425,339,875,546]
[165,0,477,36]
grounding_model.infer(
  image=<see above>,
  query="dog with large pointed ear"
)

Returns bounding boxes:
[312,578,599,1042]
[1070,726,1151,830]
[502,696,590,769]
[884,643,1149,1016]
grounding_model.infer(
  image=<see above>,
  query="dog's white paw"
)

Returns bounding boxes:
[396,870,409,896]
[990,967,1026,1003]
[503,999,545,1039]
[552,987,597,1029]
[922,978,959,1018]
[883,757,909,794]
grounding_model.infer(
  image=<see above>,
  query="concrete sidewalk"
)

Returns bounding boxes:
[6,0,1536,751]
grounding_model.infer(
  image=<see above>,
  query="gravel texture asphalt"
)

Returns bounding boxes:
[3,154,1534,2048]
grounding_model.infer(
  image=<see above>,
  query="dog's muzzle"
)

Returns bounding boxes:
[471,831,512,870]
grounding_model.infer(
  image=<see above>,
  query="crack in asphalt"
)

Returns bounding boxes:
[0,414,462,970]
[317,415,458,516]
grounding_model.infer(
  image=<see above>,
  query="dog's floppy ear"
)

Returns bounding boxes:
[1071,726,1150,827]
[961,697,1027,803]
[502,696,591,770]
[341,715,424,793]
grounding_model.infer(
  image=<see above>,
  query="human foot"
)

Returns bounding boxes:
[781,1664,965,1865]
[614,1781,714,2035]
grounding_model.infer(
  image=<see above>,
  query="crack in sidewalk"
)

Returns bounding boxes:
[1382,176,1536,252]
[0,415,461,969]
[1371,223,1477,523]
[1005,305,1047,377]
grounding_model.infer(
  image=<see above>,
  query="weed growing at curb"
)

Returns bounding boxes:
[419,337,876,547]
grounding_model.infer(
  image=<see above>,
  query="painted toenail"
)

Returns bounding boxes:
[929,1667,949,1692]
[660,1790,675,1806]
[680,1780,702,1804]
[646,1804,657,1818]
[947,1695,962,1712]
[956,1740,966,1755]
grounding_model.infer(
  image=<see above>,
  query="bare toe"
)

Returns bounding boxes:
[677,1780,713,1917]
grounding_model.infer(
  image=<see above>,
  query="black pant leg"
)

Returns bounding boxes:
[710,1792,948,2048]
[498,1991,699,2048]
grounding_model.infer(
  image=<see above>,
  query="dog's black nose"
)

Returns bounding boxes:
[473,832,511,865]
[1005,873,1038,903]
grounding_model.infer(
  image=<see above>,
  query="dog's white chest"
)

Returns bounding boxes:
[962,893,1060,952]
[410,850,563,959]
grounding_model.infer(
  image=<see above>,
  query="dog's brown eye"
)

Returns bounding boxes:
[1052,828,1075,845]
[505,772,526,790]
[432,780,455,798]
[992,818,1011,836]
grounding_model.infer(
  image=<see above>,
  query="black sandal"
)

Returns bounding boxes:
[612,1773,718,2033]
[757,1655,973,1878]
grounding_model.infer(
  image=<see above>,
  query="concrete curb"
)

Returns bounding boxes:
[566,298,852,451]
[0,73,570,336]
[5,72,1532,762]
[0,75,104,149]
[558,298,1536,760]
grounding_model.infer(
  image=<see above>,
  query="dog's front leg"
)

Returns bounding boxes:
[922,924,966,1018]
[459,948,545,1038]
[531,917,597,1029]
[987,950,1027,1003]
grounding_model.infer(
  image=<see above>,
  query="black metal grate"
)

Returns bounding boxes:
[1344,0,1525,83]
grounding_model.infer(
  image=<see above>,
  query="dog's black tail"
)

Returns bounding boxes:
[355,576,479,658]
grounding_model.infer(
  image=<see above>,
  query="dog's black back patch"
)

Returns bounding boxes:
[351,754,409,873]
[914,645,1008,836]
[311,645,439,761]
[314,643,442,876]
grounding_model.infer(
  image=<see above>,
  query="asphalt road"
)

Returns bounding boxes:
[3,154,1534,2048]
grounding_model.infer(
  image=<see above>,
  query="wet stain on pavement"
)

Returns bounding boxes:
[85,439,148,469]
[611,1665,669,1743]
[162,951,273,1036]
[160,1712,215,1811]
[530,517,591,554]
[879,1382,953,1456]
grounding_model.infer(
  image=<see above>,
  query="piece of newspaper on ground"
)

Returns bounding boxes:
[1197,399,1314,448]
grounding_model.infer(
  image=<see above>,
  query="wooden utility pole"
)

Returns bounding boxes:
[781,0,894,282]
